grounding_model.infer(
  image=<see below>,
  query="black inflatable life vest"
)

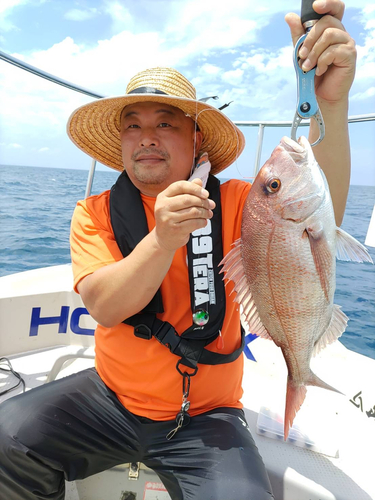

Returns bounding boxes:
[109,171,244,371]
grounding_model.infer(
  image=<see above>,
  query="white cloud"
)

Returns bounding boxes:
[214,44,296,120]
[38,147,50,152]
[8,143,23,148]
[104,1,133,32]
[64,8,98,22]
[351,87,375,101]
[0,0,27,32]
[0,0,48,32]
[1,0,375,172]
[201,64,221,76]
[363,4,375,15]
[222,68,244,85]
[0,0,26,15]
[349,3,375,112]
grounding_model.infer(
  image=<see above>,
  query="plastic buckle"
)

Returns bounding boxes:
[154,322,180,352]
[134,324,152,340]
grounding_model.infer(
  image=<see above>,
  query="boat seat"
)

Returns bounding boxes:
[0,345,96,404]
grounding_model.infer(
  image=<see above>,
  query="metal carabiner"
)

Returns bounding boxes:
[291,33,325,146]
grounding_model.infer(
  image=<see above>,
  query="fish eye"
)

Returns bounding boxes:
[266,178,281,193]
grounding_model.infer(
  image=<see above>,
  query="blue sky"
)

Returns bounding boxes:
[0,0,374,185]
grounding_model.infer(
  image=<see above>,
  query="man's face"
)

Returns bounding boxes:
[120,101,202,196]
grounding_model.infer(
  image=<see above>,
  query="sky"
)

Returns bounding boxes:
[0,0,374,185]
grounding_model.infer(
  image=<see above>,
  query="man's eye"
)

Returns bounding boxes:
[159,122,171,128]
[127,124,140,129]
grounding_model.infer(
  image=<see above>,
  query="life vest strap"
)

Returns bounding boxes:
[110,170,244,369]
[127,312,245,370]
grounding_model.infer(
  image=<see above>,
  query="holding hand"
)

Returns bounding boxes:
[153,178,216,252]
[285,0,356,104]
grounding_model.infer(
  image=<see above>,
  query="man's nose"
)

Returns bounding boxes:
[139,128,159,148]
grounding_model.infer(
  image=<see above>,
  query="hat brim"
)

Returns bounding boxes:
[67,93,245,175]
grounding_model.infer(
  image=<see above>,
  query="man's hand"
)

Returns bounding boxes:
[285,0,356,104]
[153,178,216,252]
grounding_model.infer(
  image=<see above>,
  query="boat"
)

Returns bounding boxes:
[0,49,374,500]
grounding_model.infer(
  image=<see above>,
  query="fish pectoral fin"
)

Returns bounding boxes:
[220,238,272,341]
[336,227,374,263]
[312,304,349,356]
[306,223,332,301]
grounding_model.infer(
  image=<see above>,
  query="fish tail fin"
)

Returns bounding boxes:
[284,379,307,441]
[284,372,343,440]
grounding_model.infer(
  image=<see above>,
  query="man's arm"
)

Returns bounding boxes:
[286,0,356,226]
[310,98,350,226]
[76,178,215,327]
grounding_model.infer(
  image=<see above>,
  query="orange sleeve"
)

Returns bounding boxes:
[70,190,123,292]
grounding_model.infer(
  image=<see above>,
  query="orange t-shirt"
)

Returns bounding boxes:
[70,179,251,420]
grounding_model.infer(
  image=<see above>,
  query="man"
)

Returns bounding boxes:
[0,2,356,499]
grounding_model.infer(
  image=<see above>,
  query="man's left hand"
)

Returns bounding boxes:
[285,0,356,104]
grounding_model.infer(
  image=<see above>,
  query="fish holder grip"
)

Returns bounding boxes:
[291,33,325,146]
[293,34,319,120]
[301,0,323,26]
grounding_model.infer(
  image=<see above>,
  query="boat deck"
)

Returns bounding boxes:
[1,338,374,500]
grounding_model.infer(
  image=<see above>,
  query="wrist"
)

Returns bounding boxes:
[317,95,349,114]
[148,228,177,255]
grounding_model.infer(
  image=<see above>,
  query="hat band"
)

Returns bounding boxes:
[127,86,169,95]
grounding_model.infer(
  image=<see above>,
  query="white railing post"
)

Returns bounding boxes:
[254,124,265,177]
[84,159,97,199]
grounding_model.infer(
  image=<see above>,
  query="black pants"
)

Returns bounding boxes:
[0,368,274,500]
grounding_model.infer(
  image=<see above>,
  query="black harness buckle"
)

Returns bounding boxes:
[154,322,180,353]
[134,324,152,340]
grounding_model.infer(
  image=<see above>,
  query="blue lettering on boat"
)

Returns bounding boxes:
[29,306,95,336]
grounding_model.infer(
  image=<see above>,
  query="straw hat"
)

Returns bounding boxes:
[67,67,245,175]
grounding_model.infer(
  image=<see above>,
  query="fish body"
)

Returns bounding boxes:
[221,136,373,439]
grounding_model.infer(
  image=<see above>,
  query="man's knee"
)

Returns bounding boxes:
[0,397,33,486]
[0,397,65,500]
[0,395,31,455]
[0,396,22,436]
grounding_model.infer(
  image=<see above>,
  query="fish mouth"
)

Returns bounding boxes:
[280,136,309,164]
[281,136,305,153]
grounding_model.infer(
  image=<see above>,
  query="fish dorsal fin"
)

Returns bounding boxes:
[336,227,374,263]
[220,239,272,340]
[312,304,349,356]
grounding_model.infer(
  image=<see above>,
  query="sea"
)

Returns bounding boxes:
[1,164,374,360]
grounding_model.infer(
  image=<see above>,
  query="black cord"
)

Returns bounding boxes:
[0,357,26,397]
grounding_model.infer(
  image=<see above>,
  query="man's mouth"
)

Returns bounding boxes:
[132,149,169,164]
[136,156,165,162]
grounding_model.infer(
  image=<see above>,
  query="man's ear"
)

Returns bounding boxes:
[194,130,203,152]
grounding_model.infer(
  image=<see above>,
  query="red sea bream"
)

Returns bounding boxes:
[220,136,373,439]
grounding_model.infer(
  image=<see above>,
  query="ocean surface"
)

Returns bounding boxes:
[1,165,374,359]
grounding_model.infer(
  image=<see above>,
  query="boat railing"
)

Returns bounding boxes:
[1,49,374,197]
